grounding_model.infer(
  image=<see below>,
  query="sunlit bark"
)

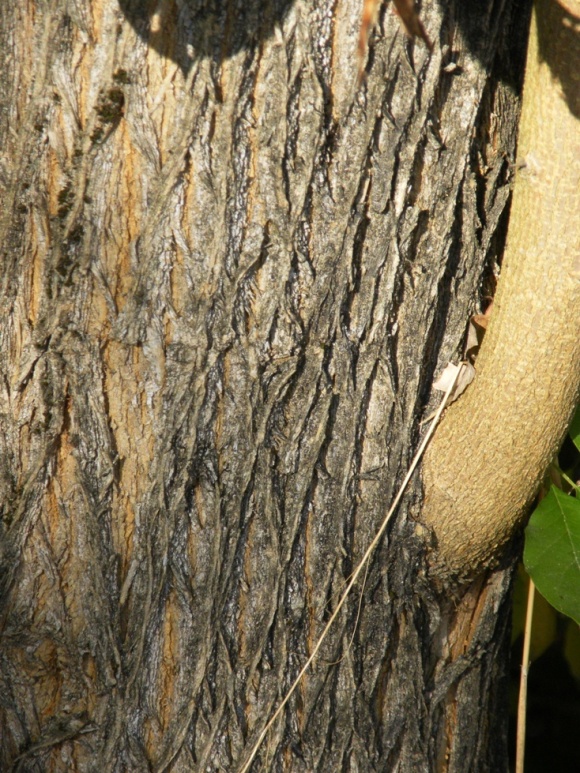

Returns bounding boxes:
[0,1,529,770]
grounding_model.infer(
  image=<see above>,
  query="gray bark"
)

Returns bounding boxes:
[0,1,529,770]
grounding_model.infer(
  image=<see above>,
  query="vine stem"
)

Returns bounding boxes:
[238,362,466,773]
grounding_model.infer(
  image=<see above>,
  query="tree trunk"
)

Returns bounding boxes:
[0,1,529,771]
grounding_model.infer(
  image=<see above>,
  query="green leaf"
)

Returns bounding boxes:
[569,404,580,453]
[524,486,580,625]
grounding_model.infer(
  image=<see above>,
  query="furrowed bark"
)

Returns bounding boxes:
[0,1,530,771]
[421,0,580,582]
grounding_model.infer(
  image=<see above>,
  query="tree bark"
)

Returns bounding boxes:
[0,1,529,771]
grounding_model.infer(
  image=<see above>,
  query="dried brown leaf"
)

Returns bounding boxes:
[392,0,433,51]
[358,0,433,80]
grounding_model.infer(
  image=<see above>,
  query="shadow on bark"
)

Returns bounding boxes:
[117,0,297,74]
[117,0,535,91]
[536,0,580,117]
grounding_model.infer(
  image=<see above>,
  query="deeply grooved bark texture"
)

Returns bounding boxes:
[0,1,528,771]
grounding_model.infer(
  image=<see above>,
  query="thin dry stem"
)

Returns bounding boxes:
[516,576,535,773]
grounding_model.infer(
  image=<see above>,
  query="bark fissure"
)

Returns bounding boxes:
[1,1,532,770]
